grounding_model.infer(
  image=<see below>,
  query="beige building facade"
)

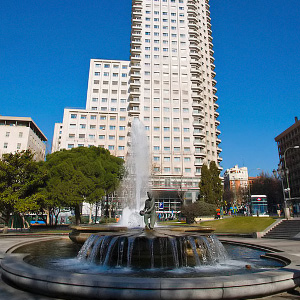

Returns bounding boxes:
[0,116,47,161]
[52,0,221,207]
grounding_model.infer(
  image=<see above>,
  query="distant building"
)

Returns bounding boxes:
[224,165,249,204]
[0,116,47,161]
[275,116,300,201]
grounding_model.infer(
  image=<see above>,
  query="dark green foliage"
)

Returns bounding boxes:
[0,150,47,226]
[199,161,223,205]
[181,201,216,224]
[44,146,124,224]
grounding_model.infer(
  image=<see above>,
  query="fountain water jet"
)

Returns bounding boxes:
[119,119,150,227]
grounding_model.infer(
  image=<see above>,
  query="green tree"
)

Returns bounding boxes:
[0,150,47,227]
[44,146,124,225]
[199,161,223,205]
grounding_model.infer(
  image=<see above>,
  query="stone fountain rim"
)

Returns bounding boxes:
[1,237,300,300]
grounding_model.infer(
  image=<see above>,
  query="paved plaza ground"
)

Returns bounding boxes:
[0,235,299,299]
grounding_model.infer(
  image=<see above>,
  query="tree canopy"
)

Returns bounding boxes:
[0,150,47,225]
[44,146,124,224]
[0,147,124,226]
[199,161,223,205]
[251,172,283,213]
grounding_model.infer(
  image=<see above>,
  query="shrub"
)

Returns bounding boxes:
[181,201,216,224]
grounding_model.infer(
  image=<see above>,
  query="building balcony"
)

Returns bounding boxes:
[130,63,141,70]
[128,108,140,116]
[188,23,199,31]
[215,119,220,126]
[132,31,141,37]
[130,89,140,96]
[211,63,216,71]
[190,51,201,59]
[193,121,205,128]
[216,138,221,145]
[212,86,217,94]
[217,147,222,153]
[131,39,141,45]
[195,151,206,157]
[193,130,205,138]
[131,55,141,61]
[187,3,197,10]
[192,101,204,109]
[194,160,204,166]
[207,16,211,23]
[212,78,217,86]
[213,95,218,101]
[132,18,142,24]
[130,80,140,87]
[216,128,221,135]
[194,139,206,147]
[193,110,205,118]
[130,72,141,78]
[191,84,203,92]
[214,102,219,109]
[210,49,214,56]
[214,111,219,118]
[217,156,223,162]
[129,96,140,104]
[131,47,141,53]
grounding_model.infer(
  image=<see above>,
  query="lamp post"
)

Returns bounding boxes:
[276,145,300,219]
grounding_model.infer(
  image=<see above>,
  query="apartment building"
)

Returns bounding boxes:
[224,165,249,205]
[52,0,221,211]
[275,117,300,201]
[0,116,47,161]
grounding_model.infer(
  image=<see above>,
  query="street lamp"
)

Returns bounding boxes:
[276,145,300,219]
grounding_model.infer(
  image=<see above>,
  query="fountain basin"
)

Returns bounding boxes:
[1,230,300,299]
[1,246,300,300]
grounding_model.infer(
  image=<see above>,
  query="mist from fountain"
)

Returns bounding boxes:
[119,119,150,227]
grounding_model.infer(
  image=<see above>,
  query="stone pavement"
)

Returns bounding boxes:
[0,235,299,300]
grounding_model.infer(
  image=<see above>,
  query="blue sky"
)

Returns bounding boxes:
[1,0,299,176]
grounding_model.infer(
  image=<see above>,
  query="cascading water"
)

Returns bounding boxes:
[77,230,228,270]
[119,119,150,227]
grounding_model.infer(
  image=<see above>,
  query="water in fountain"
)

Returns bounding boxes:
[77,231,228,271]
[119,119,150,227]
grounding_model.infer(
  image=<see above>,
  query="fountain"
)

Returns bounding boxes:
[1,119,300,299]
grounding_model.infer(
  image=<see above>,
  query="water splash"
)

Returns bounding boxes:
[119,119,150,227]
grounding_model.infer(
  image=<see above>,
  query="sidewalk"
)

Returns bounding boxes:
[0,235,299,299]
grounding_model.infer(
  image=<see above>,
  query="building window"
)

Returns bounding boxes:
[154,156,160,162]
[80,124,86,129]
[109,135,115,140]
[70,114,77,119]
[5,132,10,137]
[79,134,85,139]
[18,132,23,138]
[154,146,160,151]
[91,115,97,120]
[68,144,74,149]
[108,145,115,150]
[99,135,105,140]
[109,125,116,130]
[118,146,125,150]
[119,126,126,131]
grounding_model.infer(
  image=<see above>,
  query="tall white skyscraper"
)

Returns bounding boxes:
[53,0,221,212]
